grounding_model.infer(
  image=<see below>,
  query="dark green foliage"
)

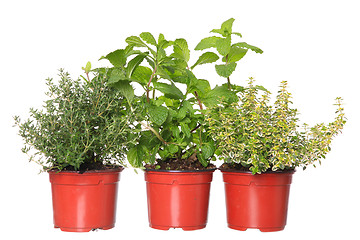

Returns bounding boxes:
[102,31,221,169]
[14,69,137,172]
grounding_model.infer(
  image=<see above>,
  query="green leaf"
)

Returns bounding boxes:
[153,82,184,100]
[108,68,126,84]
[84,61,91,73]
[100,49,127,68]
[223,46,248,63]
[194,36,222,50]
[140,32,157,46]
[202,84,238,107]
[158,33,172,49]
[172,38,190,62]
[126,36,148,48]
[155,66,172,80]
[180,122,191,138]
[126,53,147,78]
[197,153,209,167]
[232,32,243,37]
[148,105,169,125]
[201,142,215,159]
[167,144,179,154]
[191,52,219,69]
[131,66,152,86]
[193,79,211,95]
[127,146,144,168]
[216,36,231,56]
[211,18,235,37]
[215,62,237,78]
[233,42,263,54]
[112,81,134,103]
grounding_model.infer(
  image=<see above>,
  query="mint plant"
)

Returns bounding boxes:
[195,18,263,91]
[14,68,137,172]
[206,78,346,174]
[101,32,224,170]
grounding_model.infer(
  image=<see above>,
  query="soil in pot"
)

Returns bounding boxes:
[144,153,216,171]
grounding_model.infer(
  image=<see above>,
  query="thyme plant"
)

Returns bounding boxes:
[206,78,346,174]
[14,68,137,172]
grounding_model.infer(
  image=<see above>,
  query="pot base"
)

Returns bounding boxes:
[150,224,206,231]
[228,224,284,232]
[55,224,114,232]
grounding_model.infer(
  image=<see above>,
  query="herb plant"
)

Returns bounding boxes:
[206,78,346,174]
[195,18,263,91]
[100,32,228,170]
[14,67,136,172]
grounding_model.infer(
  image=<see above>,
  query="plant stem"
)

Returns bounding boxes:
[194,91,203,110]
[140,121,167,144]
[226,55,231,90]
[146,65,157,103]
[227,77,231,90]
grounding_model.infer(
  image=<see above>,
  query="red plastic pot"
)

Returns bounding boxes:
[49,168,123,232]
[144,169,215,230]
[221,170,294,232]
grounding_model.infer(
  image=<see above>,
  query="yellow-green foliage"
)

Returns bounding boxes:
[206,78,346,174]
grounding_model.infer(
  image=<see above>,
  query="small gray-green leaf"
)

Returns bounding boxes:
[148,105,169,126]
[215,62,237,78]
[191,52,219,69]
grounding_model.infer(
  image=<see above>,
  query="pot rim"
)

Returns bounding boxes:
[48,166,124,174]
[220,168,296,174]
[144,168,217,173]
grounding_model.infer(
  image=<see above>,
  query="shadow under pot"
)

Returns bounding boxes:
[48,168,123,232]
[221,169,294,232]
[144,169,215,231]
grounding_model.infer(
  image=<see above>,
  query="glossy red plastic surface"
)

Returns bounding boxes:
[49,169,122,232]
[145,170,215,230]
[221,170,294,232]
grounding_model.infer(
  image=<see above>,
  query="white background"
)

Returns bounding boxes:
[1,0,359,239]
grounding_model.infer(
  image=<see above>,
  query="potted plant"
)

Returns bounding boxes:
[206,78,346,232]
[100,28,236,230]
[14,65,137,232]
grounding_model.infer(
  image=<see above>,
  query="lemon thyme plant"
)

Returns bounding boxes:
[14,67,137,172]
[206,78,346,174]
